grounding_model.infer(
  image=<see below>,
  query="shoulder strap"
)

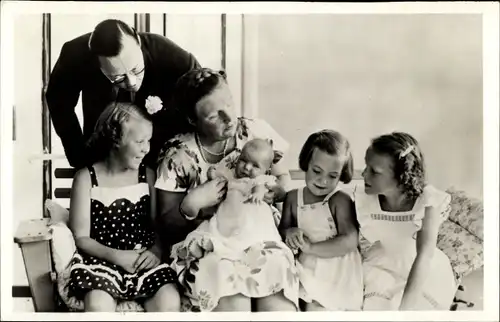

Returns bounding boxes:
[324,187,343,232]
[87,166,98,187]
[138,163,147,183]
[297,187,304,207]
[322,186,341,204]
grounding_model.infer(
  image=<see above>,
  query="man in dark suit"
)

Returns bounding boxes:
[46,19,200,169]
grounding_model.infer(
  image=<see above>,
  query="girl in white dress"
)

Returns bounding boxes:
[356,132,456,310]
[279,130,364,311]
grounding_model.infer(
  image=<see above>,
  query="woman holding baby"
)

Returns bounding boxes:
[155,68,300,312]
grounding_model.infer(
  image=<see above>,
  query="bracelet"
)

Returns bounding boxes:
[179,198,198,221]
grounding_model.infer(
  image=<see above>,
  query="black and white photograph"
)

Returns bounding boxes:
[1,1,498,320]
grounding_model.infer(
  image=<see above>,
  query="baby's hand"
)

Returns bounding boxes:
[207,166,217,181]
[246,184,267,204]
[248,191,266,204]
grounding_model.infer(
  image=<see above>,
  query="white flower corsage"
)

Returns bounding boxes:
[145,95,163,115]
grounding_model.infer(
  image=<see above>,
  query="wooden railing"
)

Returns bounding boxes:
[289,169,363,181]
[32,154,364,201]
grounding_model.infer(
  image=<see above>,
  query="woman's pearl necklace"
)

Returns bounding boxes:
[195,133,229,159]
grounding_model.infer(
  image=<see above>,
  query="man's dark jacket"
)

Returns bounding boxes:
[46,32,200,170]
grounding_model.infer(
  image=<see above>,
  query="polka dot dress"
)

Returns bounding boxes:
[67,163,178,301]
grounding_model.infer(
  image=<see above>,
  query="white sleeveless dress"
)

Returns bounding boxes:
[354,184,457,310]
[296,187,364,311]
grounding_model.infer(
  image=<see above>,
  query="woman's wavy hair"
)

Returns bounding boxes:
[370,132,426,200]
[171,67,228,132]
[299,129,354,184]
[86,102,152,162]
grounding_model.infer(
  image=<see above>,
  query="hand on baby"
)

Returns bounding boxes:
[186,177,227,210]
[263,183,286,204]
[285,228,312,253]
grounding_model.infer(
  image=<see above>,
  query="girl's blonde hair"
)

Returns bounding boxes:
[86,102,152,162]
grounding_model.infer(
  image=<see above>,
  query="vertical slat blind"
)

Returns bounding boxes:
[42,13,52,217]
[149,14,243,114]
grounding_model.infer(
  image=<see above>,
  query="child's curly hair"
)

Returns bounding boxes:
[299,129,354,184]
[370,132,426,200]
[86,102,152,162]
[171,67,228,132]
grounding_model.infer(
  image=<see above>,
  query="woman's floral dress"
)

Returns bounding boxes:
[155,117,299,312]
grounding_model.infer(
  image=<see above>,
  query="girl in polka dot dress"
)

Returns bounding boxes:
[66,102,180,312]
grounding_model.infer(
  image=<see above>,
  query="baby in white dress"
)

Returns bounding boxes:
[204,138,283,255]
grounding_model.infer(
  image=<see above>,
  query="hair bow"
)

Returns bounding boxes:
[399,145,414,159]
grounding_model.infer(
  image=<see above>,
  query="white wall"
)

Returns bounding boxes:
[256,14,483,198]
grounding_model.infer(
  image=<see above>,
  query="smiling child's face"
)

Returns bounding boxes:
[305,148,346,197]
[116,117,152,170]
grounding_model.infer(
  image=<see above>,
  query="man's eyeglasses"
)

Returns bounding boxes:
[102,67,145,85]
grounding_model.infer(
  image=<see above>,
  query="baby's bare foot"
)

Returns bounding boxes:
[45,199,69,224]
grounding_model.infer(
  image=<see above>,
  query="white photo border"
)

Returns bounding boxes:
[1,1,498,321]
